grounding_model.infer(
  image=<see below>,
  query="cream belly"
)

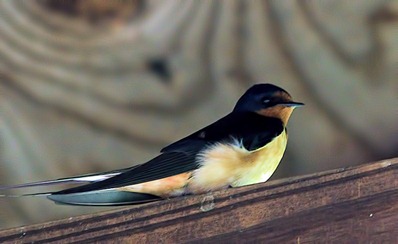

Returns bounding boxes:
[119,131,288,197]
[188,130,288,193]
[119,172,192,197]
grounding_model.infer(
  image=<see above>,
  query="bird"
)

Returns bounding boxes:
[0,83,303,206]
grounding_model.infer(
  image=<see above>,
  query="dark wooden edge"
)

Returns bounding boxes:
[0,158,397,243]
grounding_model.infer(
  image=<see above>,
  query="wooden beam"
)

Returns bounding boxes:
[0,158,397,243]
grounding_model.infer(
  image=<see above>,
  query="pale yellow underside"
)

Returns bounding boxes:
[188,130,288,193]
[120,131,288,197]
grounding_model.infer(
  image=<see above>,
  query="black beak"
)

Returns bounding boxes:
[279,101,305,107]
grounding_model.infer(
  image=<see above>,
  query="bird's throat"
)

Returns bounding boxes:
[257,106,295,126]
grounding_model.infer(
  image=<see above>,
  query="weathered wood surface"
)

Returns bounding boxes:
[0,157,397,243]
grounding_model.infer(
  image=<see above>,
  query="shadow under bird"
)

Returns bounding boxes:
[0,83,304,206]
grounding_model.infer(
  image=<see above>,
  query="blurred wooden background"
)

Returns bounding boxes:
[0,0,397,229]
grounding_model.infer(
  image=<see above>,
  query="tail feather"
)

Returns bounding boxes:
[0,164,162,206]
[47,189,161,206]
[1,185,160,206]
[1,190,161,206]
[0,166,137,191]
[0,192,51,198]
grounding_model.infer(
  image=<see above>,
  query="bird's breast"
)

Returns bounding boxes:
[233,131,288,186]
[188,130,288,193]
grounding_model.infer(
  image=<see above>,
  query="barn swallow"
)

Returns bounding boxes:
[0,84,303,206]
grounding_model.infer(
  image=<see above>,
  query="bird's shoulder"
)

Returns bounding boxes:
[162,112,284,152]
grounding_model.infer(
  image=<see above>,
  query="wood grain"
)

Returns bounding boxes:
[0,157,397,243]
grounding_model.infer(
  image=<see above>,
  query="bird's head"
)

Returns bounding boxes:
[234,83,304,125]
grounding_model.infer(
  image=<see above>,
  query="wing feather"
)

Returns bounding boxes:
[54,150,202,195]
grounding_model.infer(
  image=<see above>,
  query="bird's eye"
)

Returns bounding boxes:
[262,99,270,104]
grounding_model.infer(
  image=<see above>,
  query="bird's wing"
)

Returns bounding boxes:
[54,150,203,195]
[47,149,204,205]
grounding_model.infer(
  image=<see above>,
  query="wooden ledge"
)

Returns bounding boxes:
[0,158,397,243]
